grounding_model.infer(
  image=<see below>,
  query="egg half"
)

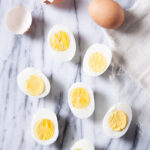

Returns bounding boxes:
[31,108,59,145]
[83,44,112,77]
[68,82,95,119]
[17,67,50,98]
[48,25,76,62]
[71,139,95,150]
[103,102,132,138]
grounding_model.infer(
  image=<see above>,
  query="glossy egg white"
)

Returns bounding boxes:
[31,108,59,145]
[103,102,132,138]
[83,43,112,77]
[68,82,95,119]
[17,67,50,98]
[47,24,76,62]
[71,139,95,150]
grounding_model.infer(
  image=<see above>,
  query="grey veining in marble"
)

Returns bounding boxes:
[1,0,150,150]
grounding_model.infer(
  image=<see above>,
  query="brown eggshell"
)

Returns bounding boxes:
[41,0,59,4]
[88,0,125,29]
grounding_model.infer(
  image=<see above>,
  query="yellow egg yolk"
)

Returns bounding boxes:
[88,52,107,73]
[70,87,90,109]
[34,119,54,141]
[50,31,70,51]
[75,149,82,150]
[25,75,45,96]
[108,110,128,132]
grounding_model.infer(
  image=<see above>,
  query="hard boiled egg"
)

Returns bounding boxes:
[71,139,95,150]
[48,25,76,62]
[83,44,112,77]
[32,108,59,145]
[17,67,50,98]
[68,82,95,119]
[103,102,132,138]
[6,6,32,34]
[88,0,125,29]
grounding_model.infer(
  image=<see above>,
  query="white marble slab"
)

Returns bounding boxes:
[1,0,150,150]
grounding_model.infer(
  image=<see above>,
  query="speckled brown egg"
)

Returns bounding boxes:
[88,0,125,29]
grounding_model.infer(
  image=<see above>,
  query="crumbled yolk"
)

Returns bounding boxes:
[108,110,128,132]
[88,52,107,73]
[70,87,90,109]
[50,31,70,51]
[75,149,82,150]
[25,75,45,96]
[34,119,54,141]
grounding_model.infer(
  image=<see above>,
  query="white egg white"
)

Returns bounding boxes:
[6,5,32,34]
[17,67,50,98]
[68,82,95,119]
[31,108,59,145]
[83,43,112,77]
[47,24,76,62]
[71,139,95,150]
[103,102,132,138]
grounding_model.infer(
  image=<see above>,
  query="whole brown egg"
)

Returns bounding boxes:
[88,0,125,29]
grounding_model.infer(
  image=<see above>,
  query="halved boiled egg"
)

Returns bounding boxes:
[6,6,32,34]
[17,67,50,98]
[83,44,112,77]
[48,25,76,62]
[103,102,132,138]
[31,108,59,145]
[68,82,95,119]
[71,139,95,150]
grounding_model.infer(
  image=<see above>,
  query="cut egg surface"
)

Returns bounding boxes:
[17,67,50,98]
[32,109,59,145]
[6,5,32,34]
[48,25,76,61]
[83,44,112,77]
[71,139,95,150]
[68,82,95,119]
[103,102,132,138]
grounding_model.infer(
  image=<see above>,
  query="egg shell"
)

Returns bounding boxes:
[6,5,32,34]
[47,24,76,62]
[17,67,50,98]
[83,43,112,77]
[103,102,132,138]
[88,0,125,29]
[71,139,95,150]
[32,109,59,145]
[41,0,59,4]
[68,82,95,119]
